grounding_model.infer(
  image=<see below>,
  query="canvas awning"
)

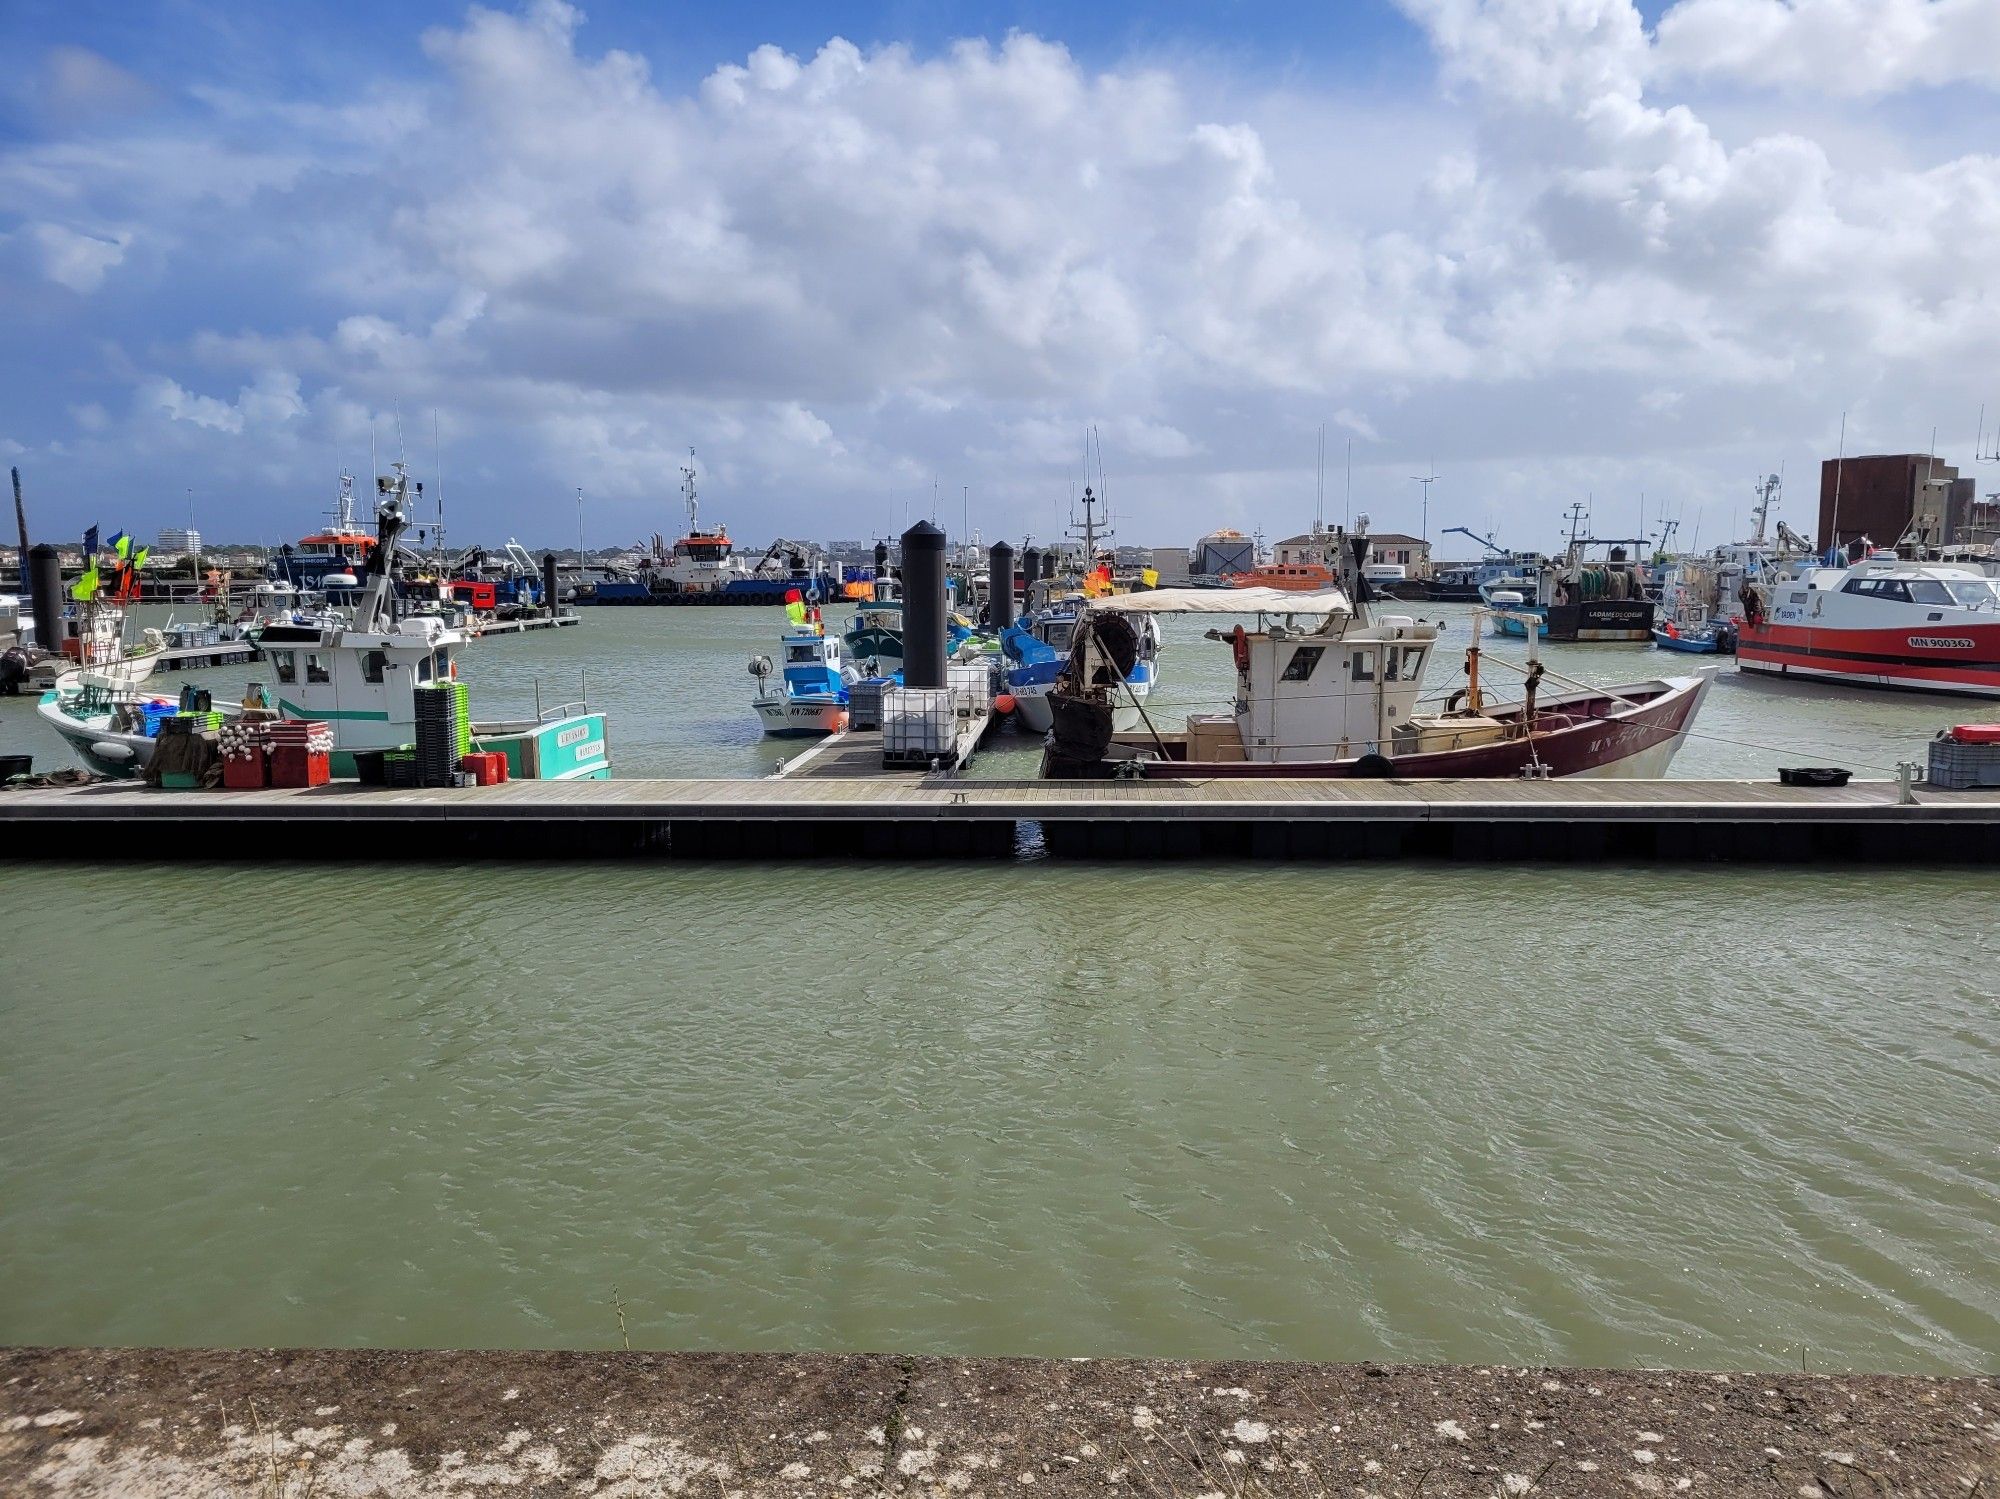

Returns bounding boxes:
[1084,586,1353,616]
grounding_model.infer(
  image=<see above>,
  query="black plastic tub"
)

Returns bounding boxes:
[1778,766,1852,787]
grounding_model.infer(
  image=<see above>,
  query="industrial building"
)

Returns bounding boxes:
[1817,454,1979,550]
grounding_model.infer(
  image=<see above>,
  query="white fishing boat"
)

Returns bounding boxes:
[40,464,613,781]
[750,620,855,737]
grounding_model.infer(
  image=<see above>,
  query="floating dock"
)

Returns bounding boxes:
[6,776,1999,860]
[466,611,582,638]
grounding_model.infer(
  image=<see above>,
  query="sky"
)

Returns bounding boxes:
[3,0,1999,553]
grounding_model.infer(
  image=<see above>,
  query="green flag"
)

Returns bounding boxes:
[132,546,150,569]
[70,565,100,601]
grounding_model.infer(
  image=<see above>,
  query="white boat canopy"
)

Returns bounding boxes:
[1084,586,1353,616]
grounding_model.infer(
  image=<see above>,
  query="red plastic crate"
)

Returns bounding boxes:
[270,745,331,788]
[222,747,268,789]
[458,751,509,786]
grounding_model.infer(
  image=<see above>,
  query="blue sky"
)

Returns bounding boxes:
[3,0,1997,550]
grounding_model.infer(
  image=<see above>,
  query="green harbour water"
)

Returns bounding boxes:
[2,604,1995,1371]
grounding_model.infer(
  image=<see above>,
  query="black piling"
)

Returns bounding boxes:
[542,553,559,612]
[27,545,61,654]
[1041,551,1057,580]
[901,520,948,688]
[1019,546,1040,614]
[873,540,890,581]
[988,541,1016,631]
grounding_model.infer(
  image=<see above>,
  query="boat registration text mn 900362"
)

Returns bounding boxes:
[1909,636,1976,650]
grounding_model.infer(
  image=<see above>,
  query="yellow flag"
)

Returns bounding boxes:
[1141,567,1159,588]
[70,565,100,601]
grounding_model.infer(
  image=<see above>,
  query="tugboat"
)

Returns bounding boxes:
[1040,520,1708,781]
[268,472,381,601]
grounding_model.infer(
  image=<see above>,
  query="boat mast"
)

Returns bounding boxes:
[682,449,700,536]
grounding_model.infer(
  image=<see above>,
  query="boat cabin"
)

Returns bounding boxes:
[1228,618,1435,762]
[779,626,847,699]
[257,615,465,752]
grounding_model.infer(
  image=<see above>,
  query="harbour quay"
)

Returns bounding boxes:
[7,774,2000,861]
[2,1345,1993,1496]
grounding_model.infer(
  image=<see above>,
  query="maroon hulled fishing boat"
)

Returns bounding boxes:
[1038,528,1711,782]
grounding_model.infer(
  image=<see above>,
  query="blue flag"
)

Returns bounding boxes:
[83,525,100,557]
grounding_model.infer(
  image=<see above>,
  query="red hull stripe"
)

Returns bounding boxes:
[1740,624,2000,674]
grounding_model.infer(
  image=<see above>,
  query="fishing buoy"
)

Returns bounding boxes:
[323,572,360,588]
[994,692,1017,714]
[90,741,134,762]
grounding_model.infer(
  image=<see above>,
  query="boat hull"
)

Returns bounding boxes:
[1738,619,2000,697]
[1010,681,1054,733]
[1651,627,1732,655]
[1545,600,1654,642]
[756,695,849,736]
[1046,676,1709,781]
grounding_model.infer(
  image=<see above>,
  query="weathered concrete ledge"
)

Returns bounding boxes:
[2,1348,1993,1496]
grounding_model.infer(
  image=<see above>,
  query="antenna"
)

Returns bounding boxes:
[1830,410,1847,552]
[1344,437,1352,529]
[433,409,444,561]
[576,486,585,565]
[1315,422,1325,533]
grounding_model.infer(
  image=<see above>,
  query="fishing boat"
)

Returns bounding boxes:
[1481,583,1545,638]
[1004,596,1160,733]
[843,578,905,678]
[267,472,380,599]
[1736,556,2000,696]
[1650,474,1810,656]
[750,614,854,736]
[31,673,190,777]
[42,466,612,779]
[1040,527,1708,781]
[1651,613,1736,654]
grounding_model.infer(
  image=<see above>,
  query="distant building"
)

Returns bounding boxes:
[1818,455,1978,550]
[1271,533,1329,567]
[157,527,202,557]
[1367,533,1431,571]
[1271,530,1431,573]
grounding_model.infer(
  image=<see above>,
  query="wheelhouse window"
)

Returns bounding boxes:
[1351,650,1375,682]
[1402,647,1426,679]
[272,650,296,684]
[361,650,386,684]
[1280,645,1324,682]
[305,653,331,684]
[415,653,434,682]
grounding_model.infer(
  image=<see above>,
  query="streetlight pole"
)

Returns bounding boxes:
[1411,469,1438,546]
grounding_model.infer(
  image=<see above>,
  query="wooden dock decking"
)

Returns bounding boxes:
[6,775,1999,860]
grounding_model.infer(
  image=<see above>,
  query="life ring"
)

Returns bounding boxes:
[1231,624,1251,674]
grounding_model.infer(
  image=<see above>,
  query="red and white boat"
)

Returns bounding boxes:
[1737,558,2000,697]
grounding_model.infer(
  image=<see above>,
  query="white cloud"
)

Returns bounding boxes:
[1656,0,2000,96]
[3,1,1998,547]
[28,222,131,293]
